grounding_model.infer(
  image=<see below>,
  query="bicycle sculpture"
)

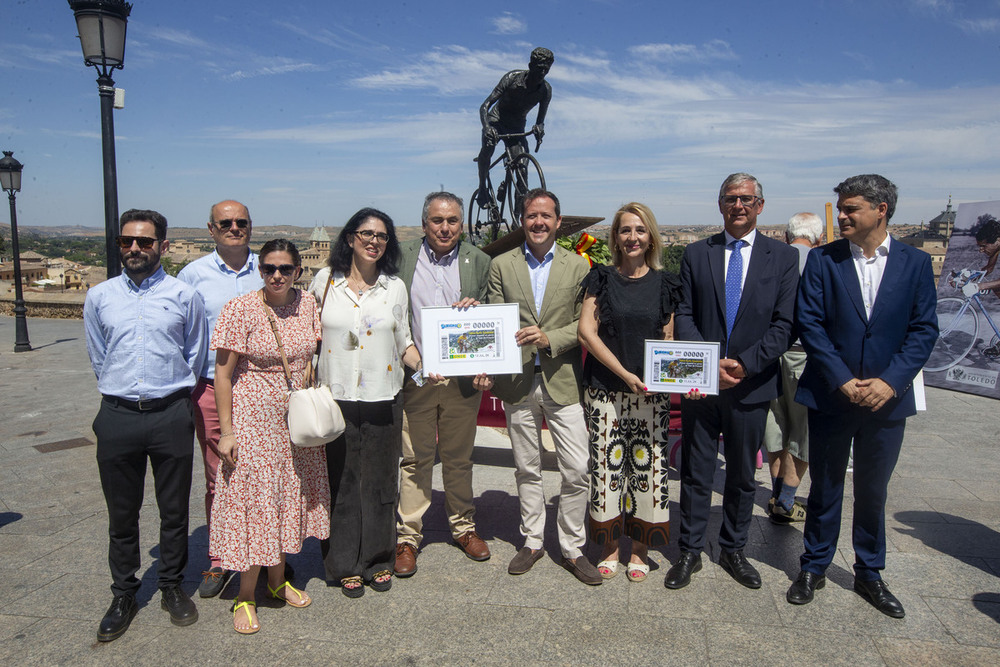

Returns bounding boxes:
[469,131,546,243]
[925,268,1000,371]
[469,47,553,244]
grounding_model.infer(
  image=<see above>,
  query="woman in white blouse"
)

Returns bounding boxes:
[309,208,424,598]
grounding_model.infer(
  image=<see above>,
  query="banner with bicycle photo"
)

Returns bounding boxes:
[925,199,1000,399]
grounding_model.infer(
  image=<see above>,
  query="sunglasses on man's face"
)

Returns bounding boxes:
[261,263,297,277]
[117,236,158,250]
[215,218,250,230]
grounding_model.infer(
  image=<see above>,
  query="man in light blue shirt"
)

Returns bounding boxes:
[84,209,206,642]
[177,199,263,597]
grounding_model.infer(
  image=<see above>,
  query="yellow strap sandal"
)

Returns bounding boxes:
[233,600,259,635]
[267,580,311,608]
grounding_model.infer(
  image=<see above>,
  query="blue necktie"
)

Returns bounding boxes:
[725,239,745,354]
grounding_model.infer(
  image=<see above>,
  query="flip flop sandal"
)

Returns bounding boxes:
[232,600,260,635]
[626,562,650,582]
[597,559,620,579]
[341,576,365,598]
[369,569,393,593]
[267,580,311,608]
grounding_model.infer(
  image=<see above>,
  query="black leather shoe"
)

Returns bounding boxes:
[160,585,199,627]
[718,550,762,589]
[97,594,137,642]
[664,551,702,589]
[198,567,233,598]
[786,570,826,605]
[854,578,905,618]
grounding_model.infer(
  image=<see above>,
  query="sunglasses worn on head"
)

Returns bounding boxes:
[215,218,250,230]
[117,236,158,250]
[261,263,297,276]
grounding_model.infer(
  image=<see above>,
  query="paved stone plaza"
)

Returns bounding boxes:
[1,315,998,665]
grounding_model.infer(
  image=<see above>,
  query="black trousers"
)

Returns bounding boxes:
[679,393,768,553]
[94,396,194,597]
[321,395,402,582]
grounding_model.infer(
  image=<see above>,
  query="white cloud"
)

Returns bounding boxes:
[491,13,526,35]
[224,60,325,81]
[352,46,522,94]
[954,17,1000,33]
[629,40,736,64]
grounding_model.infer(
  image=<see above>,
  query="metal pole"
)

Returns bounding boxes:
[98,73,121,279]
[7,191,31,352]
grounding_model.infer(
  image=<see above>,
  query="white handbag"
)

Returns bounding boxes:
[261,288,345,447]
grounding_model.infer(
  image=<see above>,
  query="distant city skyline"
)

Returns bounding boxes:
[3,1,999,229]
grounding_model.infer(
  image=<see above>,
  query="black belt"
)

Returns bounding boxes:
[103,388,191,412]
[533,366,543,374]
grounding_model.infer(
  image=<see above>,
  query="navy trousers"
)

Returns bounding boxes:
[679,393,768,553]
[800,408,905,581]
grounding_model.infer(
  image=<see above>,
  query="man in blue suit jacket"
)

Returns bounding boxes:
[669,173,800,590]
[786,175,938,618]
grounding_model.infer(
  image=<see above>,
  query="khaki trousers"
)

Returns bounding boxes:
[505,375,590,559]
[396,377,481,546]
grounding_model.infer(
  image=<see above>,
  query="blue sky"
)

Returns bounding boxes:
[3,0,999,230]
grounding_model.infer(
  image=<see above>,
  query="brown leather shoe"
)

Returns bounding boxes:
[394,543,417,578]
[455,531,491,561]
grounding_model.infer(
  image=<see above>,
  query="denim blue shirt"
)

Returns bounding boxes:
[84,266,207,400]
[177,250,263,379]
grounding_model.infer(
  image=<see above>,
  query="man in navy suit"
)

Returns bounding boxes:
[668,173,800,590]
[786,174,937,618]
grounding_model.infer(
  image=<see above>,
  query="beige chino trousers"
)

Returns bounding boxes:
[396,377,481,546]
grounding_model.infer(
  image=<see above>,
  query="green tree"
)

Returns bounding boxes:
[662,244,685,274]
[0,230,6,256]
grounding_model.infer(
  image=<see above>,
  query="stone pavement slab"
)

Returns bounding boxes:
[1,316,999,665]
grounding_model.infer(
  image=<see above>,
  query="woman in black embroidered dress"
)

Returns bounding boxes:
[577,202,681,582]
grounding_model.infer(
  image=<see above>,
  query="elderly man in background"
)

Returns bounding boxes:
[764,212,824,525]
[177,200,263,598]
[394,191,494,577]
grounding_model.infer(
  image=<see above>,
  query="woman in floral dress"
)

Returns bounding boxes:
[211,239,330,634]
[577,203,681,583]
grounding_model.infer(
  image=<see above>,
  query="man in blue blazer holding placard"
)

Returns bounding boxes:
[786,174,938,618]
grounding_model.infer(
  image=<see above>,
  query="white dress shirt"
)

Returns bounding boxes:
[850,234,891,319]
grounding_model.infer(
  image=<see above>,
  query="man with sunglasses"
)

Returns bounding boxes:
[84,209,207,641]
[393,191,493,578]
[668,173,799,591]
[177,200,263,598]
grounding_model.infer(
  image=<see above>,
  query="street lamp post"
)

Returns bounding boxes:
[0,151,32,353]
[68,0,132,280]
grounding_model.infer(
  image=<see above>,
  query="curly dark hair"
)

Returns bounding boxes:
[327,207,401,275]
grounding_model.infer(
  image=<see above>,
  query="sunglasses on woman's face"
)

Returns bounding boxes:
[261,263,297,276]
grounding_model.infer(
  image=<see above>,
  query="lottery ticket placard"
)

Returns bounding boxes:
[643,340,720,395]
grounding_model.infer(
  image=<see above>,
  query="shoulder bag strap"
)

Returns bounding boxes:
[260,289,295,391]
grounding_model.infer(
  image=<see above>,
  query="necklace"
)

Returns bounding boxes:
[349,273,376,296]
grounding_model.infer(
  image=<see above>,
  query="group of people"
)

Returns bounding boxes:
[83,170,938,642]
